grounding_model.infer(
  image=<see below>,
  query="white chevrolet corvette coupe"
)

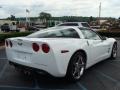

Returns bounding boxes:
[6,27,117,81]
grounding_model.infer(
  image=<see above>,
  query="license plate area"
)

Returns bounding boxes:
[15,51,31,61]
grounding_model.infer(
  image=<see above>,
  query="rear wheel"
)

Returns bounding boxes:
[66,52,86,81]
[111,43,117,59]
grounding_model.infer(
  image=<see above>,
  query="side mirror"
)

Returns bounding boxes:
[102,36,107,40]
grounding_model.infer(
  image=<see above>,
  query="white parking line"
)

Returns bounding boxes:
[0,58,7,60]
[0,46,5,50]
[94,70,120,90]
[34,75,39,89]
[0,85,81,90]
[0,85,38,90]
[76,82,88,90]
[108,62,120,68]
[0,62,8,79]
[94,70,119,83]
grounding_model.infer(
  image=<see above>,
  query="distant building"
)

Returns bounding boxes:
[0,19,17,32]
[18,18,62,28]
[99,20,108,25]
[0,19,16,25]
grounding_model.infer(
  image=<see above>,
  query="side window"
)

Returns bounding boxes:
[38,30,62,38]
[61,29,80,38]
[81,30,101,40]
[32,28,80,38]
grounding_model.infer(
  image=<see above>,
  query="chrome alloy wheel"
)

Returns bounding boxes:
[112,44,117,58]
[72,55,85,79]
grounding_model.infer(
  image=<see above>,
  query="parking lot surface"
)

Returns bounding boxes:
[0,40,120,90]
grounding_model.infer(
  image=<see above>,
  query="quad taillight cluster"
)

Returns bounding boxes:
[32,43,39,52]
[5,40,13,48]
[32,43,50,53]
[5,40,50,53]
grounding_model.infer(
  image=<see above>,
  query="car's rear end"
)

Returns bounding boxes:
[5,37,70,77]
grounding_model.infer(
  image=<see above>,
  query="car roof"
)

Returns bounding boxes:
[44,26,78,31]
[28,26,91,38]
[57,22,89,27]
[60,22,88,23]
[42,26,90,32]
[28,26,80,37]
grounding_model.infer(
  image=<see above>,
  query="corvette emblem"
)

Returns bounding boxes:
[18,42,22,46]
[17,39,23,46]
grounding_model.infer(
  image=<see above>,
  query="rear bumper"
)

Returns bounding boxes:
[8,58,66,77]
[6,47,69,77]
[9,61,49,75]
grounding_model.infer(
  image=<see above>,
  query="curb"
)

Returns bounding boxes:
[0,46,5,49]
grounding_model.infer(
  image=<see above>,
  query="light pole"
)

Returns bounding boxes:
[0,6,2,32]
[99,2,101,25]
[26,9,30,30]
[26,9,29,23]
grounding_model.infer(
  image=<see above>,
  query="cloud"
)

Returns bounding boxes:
[0,0,120,18]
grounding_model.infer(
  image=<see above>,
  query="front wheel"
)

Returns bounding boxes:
[66,52,86,81]
[110,43,117,59]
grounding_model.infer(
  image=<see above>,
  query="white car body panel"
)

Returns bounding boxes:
[6,27,116,77]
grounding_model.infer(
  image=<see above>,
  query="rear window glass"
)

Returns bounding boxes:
[58,23,78,26]
[27,28,80,38]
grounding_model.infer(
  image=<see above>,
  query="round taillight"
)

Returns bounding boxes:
[9,41,13,47]
[32,43,40,52]
[42,44,50,53]
[6,40,8,47]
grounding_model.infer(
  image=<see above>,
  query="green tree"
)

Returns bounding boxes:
[118,17,120,23]
[39,12,52,27]
[39,12,51,20]
[118,17,120,20]
[89,16,93,22]
[10,15,16,20]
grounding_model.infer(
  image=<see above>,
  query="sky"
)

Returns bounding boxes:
[0,0,120,19]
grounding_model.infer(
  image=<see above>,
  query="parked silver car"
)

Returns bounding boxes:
[57,22,90,28]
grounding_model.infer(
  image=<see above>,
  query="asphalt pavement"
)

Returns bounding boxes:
[0,40,120,90]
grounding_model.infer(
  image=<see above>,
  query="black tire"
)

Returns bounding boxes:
[110,43,117,59]
[66,52,86,81]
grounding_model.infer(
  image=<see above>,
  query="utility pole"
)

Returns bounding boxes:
[26,9,30,30]
[0,5,2,8]
[99,2,101,24]
[26,9,30,23]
